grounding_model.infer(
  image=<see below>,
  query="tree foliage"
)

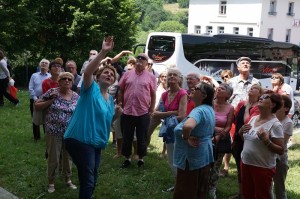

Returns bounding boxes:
[0,0,138,67]
[178,0,189,8]
[156,20,186,33]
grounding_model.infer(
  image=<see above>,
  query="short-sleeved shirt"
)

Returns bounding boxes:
[64,81,115,149]
[0,59,10,79]
[42,88,79,137]
[241,116,283,168]
[228,75,260,108]
[42,78,59,94]
[118,69,156,116]
[173,105,215,170]
[278,83,294,115]
[277,116,293,165]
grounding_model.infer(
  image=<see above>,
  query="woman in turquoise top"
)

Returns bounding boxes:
[64,37,121,199]
[173,82,215,199]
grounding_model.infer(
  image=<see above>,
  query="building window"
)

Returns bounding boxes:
[287,2,295,16]
[218,26,225,34]
[233,27,239,34]
[247,28,253,36]
[219,1,227,15]
[194,25,201,34]
[206,26,213,34]
[268,28,273,39]
[269,0,277,15]
[286,29,291,42]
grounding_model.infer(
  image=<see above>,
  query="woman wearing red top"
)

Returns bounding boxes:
[151,68,187,192]
[229,84,263,199]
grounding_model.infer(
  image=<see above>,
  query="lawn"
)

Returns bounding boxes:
[0,89,300,199]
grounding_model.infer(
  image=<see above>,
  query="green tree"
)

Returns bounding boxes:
[156,20,186,33]
[172,10,188,27]
[0,0,138,86]
[135,0,173,31]
[0,0,138,64]
[178,0,189,8]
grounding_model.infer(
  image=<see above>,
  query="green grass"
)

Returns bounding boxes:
[0,89,300,199]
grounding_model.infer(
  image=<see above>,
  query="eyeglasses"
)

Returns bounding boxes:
[160,75,167,78]
[148,63,153,66]
[186,77,198,81]
[221,75,230,80]
[137,56,147,61]
[61,77,73,81]
[168,73,179,77]
[259,95,270,100]
[53,64,61,68]
[271,76,280,80]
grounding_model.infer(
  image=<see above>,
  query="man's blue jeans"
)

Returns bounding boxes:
[65,138,101,199]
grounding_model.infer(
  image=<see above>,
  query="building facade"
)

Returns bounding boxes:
[188,0,300,45]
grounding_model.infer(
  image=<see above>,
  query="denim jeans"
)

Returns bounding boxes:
[65,138,101,199]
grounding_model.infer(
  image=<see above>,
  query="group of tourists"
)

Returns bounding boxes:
[0,35,292,199]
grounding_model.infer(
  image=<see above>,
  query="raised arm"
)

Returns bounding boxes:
[83,36,114,89]
[111,50,133,64]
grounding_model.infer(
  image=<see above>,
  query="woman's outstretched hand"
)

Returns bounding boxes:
[102,36,114,52]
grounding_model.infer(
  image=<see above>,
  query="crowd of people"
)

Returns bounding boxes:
[1,36,295,199]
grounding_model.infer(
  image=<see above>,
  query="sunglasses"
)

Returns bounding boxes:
[259,95,270,100]
[148,63,153,66]
[137,56,147,61]
[271,76,280,79]
[221,75,230,80]
[61,77,73,81]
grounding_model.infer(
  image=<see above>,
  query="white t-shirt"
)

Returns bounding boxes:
[241,116,283,168]
[279,83,294,115]
[276,116,293,165]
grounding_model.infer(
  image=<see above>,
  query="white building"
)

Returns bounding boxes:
[188,0,300,46]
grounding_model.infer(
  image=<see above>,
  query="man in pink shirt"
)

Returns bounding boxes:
[118,53,156,168]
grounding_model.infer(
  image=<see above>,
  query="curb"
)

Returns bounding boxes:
[0,187,18,199]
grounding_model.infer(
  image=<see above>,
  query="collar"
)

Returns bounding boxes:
[237,75,253,83]
[39,72,49,76]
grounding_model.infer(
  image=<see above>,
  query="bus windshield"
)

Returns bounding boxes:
[148,36,175,63]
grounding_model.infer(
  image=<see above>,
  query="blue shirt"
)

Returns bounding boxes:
[173,105,215,170]
[28,72,51,100]
[64,81,115,149]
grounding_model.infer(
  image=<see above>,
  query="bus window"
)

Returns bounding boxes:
[147,36,175,63]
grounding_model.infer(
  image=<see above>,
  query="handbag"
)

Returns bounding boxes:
[32,106,46,126]
[216,134,232,154]
[158,115,178,143]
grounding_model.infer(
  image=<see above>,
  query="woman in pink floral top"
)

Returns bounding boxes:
[35,72,79,193]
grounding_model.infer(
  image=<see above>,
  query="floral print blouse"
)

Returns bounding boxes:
[42,88,79,137]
